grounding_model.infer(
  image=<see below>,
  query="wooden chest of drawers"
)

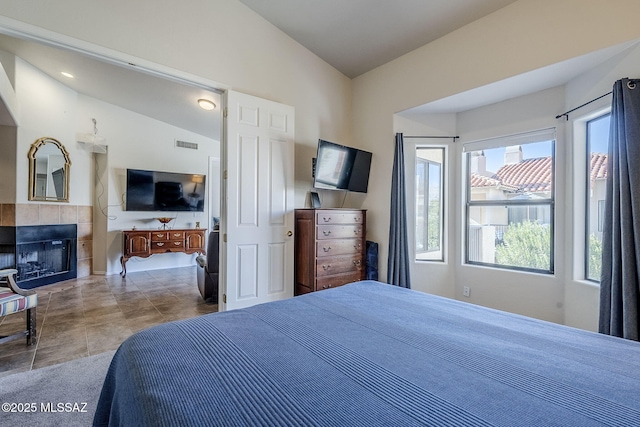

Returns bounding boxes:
[294,209,366,295]
[121,228,206,276]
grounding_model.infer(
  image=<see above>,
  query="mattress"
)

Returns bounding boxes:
[93,280,640,426]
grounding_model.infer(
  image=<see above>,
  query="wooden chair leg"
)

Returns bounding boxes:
[26,307,36,345]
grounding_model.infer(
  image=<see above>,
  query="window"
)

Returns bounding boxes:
[415,147,444,261]
[586,113,610,282]
[465,132,555,273]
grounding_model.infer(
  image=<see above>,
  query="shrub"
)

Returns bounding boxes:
[495,221,550,270]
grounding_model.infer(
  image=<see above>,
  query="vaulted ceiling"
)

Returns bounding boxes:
[0,1,631,134]
[237,0,519,78]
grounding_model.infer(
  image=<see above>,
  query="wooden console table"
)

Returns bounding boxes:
[120,228,206,277]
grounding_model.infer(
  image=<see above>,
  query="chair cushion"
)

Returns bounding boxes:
[0,291,37,316]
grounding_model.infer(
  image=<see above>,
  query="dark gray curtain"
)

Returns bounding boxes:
[599,78,640,341]
[387,133,411,288]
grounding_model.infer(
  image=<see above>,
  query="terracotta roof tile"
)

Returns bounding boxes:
[590,152,608,183]
[470,153,607,192]
[470,173,519,191]
[496,157,552,193]
[470,173,500,187]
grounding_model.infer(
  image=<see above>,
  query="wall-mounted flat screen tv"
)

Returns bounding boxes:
[313,139,372,193]
[126,169,206,212]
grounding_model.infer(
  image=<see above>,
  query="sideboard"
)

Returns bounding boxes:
[120,228,206,277]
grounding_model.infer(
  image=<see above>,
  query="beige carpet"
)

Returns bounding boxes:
[0,350,115,426]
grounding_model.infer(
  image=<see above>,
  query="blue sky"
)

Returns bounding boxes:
[482,114,611,173]
[588,113,610,154]
[484,141,553,173]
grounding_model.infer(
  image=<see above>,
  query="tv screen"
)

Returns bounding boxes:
[126,169,206,212]
[313,139,372,193]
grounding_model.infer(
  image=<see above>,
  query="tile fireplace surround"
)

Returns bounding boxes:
[0,203,93,279]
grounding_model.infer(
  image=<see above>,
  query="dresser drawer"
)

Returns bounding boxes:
[317,225,364,240]
[316,272,363,291]
[151,231,170,241]
[151,240,185,252]
[316,239,364,257]
[151,231,185,242]
[168,231,185,241]
[316,211,364,225]
[316,256,364,277]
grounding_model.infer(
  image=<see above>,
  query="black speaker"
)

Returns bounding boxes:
[310,191,321,208]
[366,240,378,281]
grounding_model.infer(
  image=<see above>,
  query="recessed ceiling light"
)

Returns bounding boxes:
[61,72,74,79]
[197,98,216,111]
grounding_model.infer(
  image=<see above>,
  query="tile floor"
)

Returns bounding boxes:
[0,266,217,377]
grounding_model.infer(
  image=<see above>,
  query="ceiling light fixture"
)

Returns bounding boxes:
[197,98,216,111]
[61,72,74,78]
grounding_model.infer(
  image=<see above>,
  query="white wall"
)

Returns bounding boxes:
[14,57,93,205]
[75,95,219,275]
[354,0,640,288]
[396,88,567,323]
[0,54,18,204]
[455,87,566,324]
[395,44,640,329]
[0,0,353,210]
[353,0,640,329]
[0,125,16,203]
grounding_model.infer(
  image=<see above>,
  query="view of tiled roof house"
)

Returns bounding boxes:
[469,146,608,264]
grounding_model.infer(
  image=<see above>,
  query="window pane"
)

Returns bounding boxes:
[427,163,441,251]
[415,148,444,261]
[469,141,553,202]
[586,114,610,281]
[468,205,552,271]
[466,136,555,274]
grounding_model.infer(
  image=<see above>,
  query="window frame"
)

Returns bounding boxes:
[414,146,446,263]
[464,137,556,274]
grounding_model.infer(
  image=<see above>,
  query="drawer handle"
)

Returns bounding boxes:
[155,234,164,238]
[355,244,361,250]
[352,260,361,266]
[322,284,333,289]
[156,242,164,247]
[173,242,181,246]
[322,246,332,253]
[322,264,331,270]
[173,233,181,237]
[354,217,360,222]
[322,230,332,236]
[353,229,359,234]
[322,216,331,222]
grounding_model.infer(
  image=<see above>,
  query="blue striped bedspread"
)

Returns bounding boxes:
[93,280,640,426]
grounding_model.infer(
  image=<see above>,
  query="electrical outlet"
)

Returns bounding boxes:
[463,286,471,297]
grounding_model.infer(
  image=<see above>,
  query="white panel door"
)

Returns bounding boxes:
[221,90,295,311]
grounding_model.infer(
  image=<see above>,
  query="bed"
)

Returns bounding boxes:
[93,281,640,426]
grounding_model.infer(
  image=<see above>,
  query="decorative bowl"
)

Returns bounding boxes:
[157,217,173,229]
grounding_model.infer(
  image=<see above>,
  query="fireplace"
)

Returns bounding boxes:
[0,224,77,289]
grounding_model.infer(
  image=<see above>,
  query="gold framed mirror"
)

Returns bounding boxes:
[28,137,71,202]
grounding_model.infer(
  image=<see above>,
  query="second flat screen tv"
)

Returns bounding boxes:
[126,169,206,212]
[313,139,372,193]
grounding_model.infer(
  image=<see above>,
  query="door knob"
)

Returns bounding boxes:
[287,230,293,237]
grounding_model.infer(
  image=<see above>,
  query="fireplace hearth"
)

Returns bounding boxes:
[0,224,77,289]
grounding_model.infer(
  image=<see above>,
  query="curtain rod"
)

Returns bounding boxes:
[403,135,459,141]
[555,91,612,121]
